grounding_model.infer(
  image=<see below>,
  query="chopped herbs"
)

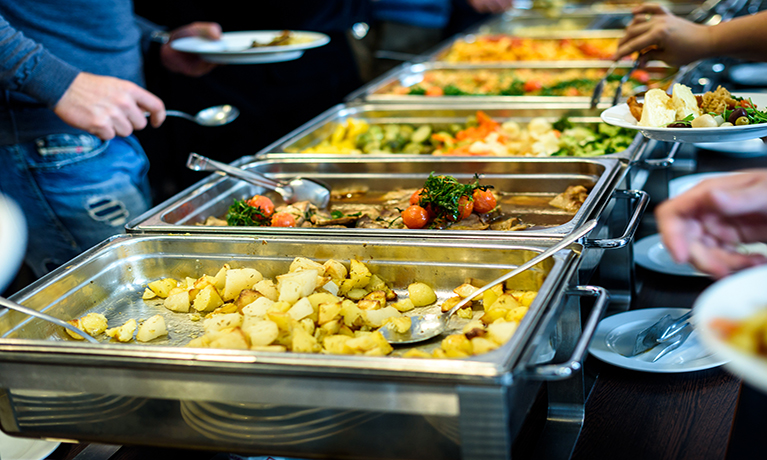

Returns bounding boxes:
[226,199,272,226]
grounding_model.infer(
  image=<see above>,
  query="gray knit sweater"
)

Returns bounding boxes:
[0,0,155,144]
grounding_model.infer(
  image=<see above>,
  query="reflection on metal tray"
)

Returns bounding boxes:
[346,61,678,106]
[0,233,606,459]
[257,102,647,163]
[127,155,622,240]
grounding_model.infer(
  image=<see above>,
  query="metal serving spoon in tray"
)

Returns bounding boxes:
[166,105,240,127]
[380,219,598,345]
[186,153,331,208]
[0,296,99,343]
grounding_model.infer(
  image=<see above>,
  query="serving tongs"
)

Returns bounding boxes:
[629,310,693,357]
[186,153,331,208]
[613,57,643,107]
[590,60,621,109]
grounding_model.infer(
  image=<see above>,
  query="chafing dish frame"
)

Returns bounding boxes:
[0,233,609,460]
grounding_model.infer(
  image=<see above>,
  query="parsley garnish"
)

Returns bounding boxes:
[226,199,272,226]
[417,173,493,220]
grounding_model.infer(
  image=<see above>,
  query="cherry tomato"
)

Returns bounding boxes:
[410,188,426,206]
[472,189,497,214]
[448,195,474,222]
[425,86,445,97]
[246,195,274,217]
[523,80,543,92]
[738,99,754,109]
[630,70,650,84]
[402,205,430,229]
[271,212,296,227]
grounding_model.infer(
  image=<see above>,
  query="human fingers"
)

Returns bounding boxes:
[656,198,699,264]
[688,241,764,279]
[710,176,767,216]
[631,4,673,16]
[170,22,222,40]
[132,87,165,128]
[614,25,663,61]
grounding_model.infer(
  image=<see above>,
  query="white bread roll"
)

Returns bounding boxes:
[638,89,677,127]
[672,83,701,120]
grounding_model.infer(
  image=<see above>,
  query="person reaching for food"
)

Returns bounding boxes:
[0,2,220,278]
[655,170,767,278]
[614,3,767,67]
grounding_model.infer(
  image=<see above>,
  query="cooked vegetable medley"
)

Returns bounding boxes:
[383,67,655,98]
[441,36,618,62]
[299,111,635,157]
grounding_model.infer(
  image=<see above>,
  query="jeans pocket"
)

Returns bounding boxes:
[30,133,110,169]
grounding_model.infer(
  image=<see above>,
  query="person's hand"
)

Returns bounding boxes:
[467,0,513,14]
[160,22,222,77]
[656,170,767,278]
[613,3,710,66]
[53,72,165,140]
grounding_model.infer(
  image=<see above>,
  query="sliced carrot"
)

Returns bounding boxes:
[709,318,741,338]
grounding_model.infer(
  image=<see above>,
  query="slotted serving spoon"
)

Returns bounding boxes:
[381,219,598,344]
[186,153,331,208]
[0,296,99,343]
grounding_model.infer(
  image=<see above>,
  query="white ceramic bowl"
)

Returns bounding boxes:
[0,193,26,293]
[694,264,767,392]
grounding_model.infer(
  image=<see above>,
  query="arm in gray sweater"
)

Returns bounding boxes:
[0,14,80,107]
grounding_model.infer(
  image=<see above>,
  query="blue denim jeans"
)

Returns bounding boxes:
[0,133,151,278]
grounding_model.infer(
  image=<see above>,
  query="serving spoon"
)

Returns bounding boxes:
[186,153,331,208]
[381,219,598,345]
[0,296,99,343]
[153,105,240,127]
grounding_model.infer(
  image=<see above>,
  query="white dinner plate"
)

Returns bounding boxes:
[634,233,709,277]
[170,31,330,64]
[600,92,767,142]
[0,194,26,293]
[693,264,767,392]
[589,308,728,372]
[0,429,60,460]
[667,172,740,198]
[693,138,767,157]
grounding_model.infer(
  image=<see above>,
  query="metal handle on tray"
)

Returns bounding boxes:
[186,153,285,191]
[633,142,681,169]
[583,189,649,250]
[522,286,610,381]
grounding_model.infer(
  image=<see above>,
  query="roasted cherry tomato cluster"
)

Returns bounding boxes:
[227,195,297,227]
[402,174,497,229]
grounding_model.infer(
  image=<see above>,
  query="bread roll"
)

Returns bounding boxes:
[672,83,701,120]
[639,89,677,127]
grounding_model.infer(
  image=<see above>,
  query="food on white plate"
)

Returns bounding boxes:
[638,88,677,127]
[629,84,767,128]
[709,308,767,358]
[138,258,538,358]
[672,83,701,121]
[249,30,313,48]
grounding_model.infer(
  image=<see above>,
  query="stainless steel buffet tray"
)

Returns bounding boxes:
[256,102,648,163]
[345,61,677,106]
[126,155,622,240]
[0,233,609,459]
